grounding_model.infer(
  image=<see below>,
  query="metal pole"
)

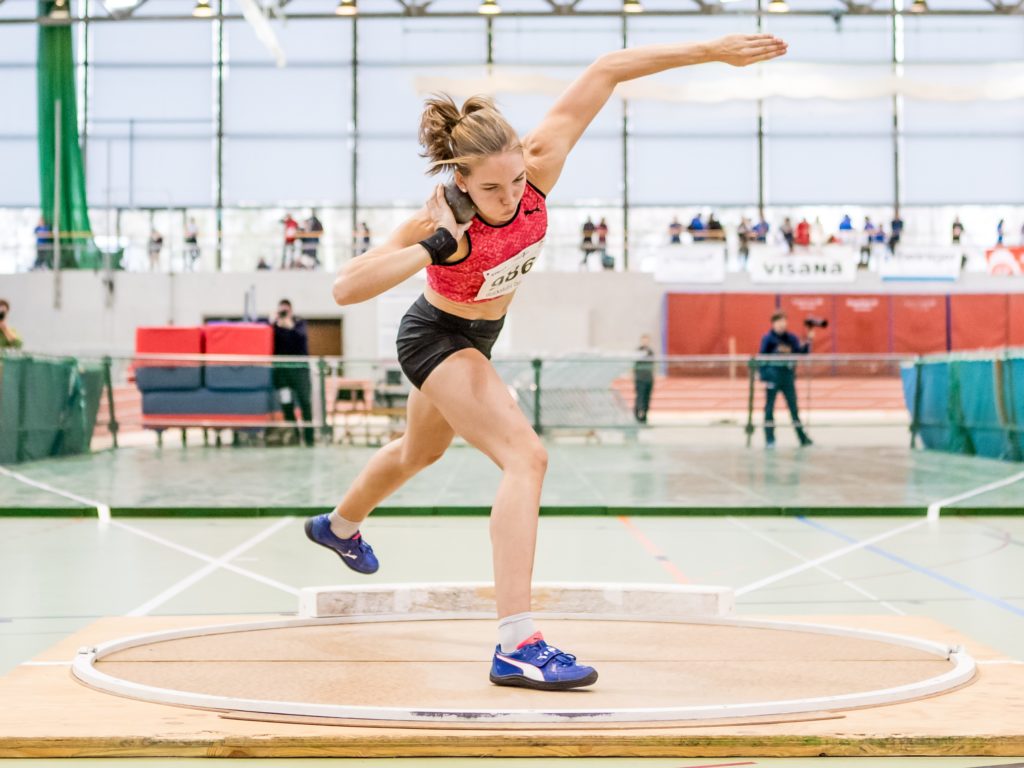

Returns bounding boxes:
[317,357,331,444]
[215,0,225,271]
[531,357,543,434]
[128,117,135,208]
[756,0,765,219]
[621,13,630,271]
[910,357,923,449]
[102,355,119,449]
[745,357,756,447]
[350,16,359,264]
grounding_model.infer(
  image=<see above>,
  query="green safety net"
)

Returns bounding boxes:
[0,354,104,463]
[37,0,100,269]
[901,349,1024,462]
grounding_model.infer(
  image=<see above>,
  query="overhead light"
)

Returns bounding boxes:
[909,0,927,11]
[48,0,71,21]
[623,0,644,12]
[102,0,143,16]
[767,0,789,12]
[335,0,357,14]
[192,0,215,17]
[478,0,501,14]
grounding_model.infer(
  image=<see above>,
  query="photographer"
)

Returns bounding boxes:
[272,299,314,446]
[759,311,818,448]
[0,299,23,350]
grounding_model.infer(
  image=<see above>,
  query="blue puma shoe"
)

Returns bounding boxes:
[304,514,379,575]
[490,633,598,690]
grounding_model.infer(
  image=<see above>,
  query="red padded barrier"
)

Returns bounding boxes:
[779,295,836,353]
[1010,294,1024,347]
[204,323,273,356]
[834,295,889,353]
[951,294,1009,350]
[135,327,204,354]
[722,294,778,354]
[891,295,947,354]
[665,294,724,356]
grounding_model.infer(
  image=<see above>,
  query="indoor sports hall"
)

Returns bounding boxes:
[1,0,1023,766]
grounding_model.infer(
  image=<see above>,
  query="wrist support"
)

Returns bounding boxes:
[419,227,458,266]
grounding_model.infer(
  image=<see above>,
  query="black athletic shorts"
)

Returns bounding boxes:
[396,294,505,389]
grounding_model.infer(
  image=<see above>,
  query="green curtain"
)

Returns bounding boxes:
[37,1,99,269]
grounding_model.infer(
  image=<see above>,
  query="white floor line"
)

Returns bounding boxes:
[977,659,1024,666]
[0,465,111,523]
[113,520,299,602]
[927,470,1024,521]
[126,517,296,617]
[727,517,906,615]
[20,661,72,667]
[735,518,927,597]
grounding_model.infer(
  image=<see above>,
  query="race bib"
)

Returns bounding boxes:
[474,240,544,301]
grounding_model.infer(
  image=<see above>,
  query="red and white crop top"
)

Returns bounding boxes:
[426,181,547,304]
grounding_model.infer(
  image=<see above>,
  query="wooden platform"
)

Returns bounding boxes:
[2,614,1022,758]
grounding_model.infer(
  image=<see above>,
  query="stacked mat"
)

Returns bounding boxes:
[136,325,278,425]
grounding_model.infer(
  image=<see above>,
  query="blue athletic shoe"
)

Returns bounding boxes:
[304,514,379,575]
[490,634,598,690]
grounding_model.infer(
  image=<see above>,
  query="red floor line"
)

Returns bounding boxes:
[616,515,689,585]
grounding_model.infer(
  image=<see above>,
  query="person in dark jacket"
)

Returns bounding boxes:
[633,334,655,424]
[272,299,314,446]
[759,311,814,448]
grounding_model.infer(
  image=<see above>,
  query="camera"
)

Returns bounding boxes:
[804,317,829,329]
[0,310,6,322]
[277,308,289,318]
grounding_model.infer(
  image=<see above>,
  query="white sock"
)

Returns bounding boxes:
[498,612,538,653]
[328,509,361,540]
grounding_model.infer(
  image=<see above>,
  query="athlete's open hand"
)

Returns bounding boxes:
[712,34,787,67]
[426,185,472,240]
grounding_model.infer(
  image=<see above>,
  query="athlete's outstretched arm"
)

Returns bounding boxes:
[523,34,787,193]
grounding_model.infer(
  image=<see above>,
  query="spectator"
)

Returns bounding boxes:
[753,217,769,243]
[33,218,53,270]
[997,219,1005,246]
[0,299,23,350]
[759,311,814,449]
[811,216,825,247]
[951,217,964,245]
[580,216,596,268]
[860,217,875,266]
[272,299,314,447]
[668,217,683,245]
[256,256,272,270]
[281,213,299,268]
[687,213,705,242]
[596,217,609,256]
[794,218,811,247]
[707,212,724,240]
[633,334,655,424]
[147,229,163,272]
[874,224,887,245]
[184,217,200,270]
[302,211,324,267]
[889,213,903,253]
[357,221,372,256]
[1020,222,1024,246]
[838,214,853,232]
[737,217,752,266]
[780,217,795,253]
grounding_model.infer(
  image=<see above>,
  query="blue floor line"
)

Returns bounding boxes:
[796,516,1024,620]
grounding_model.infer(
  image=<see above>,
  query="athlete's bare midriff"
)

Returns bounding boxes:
[424,285,513,321]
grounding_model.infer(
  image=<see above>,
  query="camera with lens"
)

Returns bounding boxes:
[0,310,6,322]
[804,317,829,329]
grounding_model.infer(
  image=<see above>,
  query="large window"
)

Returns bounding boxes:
[0,12,40,206]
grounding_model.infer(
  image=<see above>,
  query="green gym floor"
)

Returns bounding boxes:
[2,443,1023,766]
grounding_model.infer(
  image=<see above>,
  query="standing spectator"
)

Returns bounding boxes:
[737,217,752,266]
[794,218,811,247]
[272,299,314,447]
[997,219,1005,246]
[838,214,853,232]
[1019,222,1024,245]
[874,224,887,246]
[687,213,706,241]
[596,217,609,256]
[889,213,903,254]
[780,217,795,253]
[753,217,769,243]
[357,221,372,255]
[951,216,964,245]
[579,216,596,268]
[147,229,163,271]
[302,211,324,267]
[33,218,53,270]
[707,213,723,240]
[759,311,814,449]
[860,216,875,266]
[184,217,200,270]
[668,216,683,245]
[633,334,655,424]
[281,212,299,268]
[811,216,825,247]
[0,299,23,350]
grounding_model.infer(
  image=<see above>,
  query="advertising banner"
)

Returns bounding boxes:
[986,246,1024,276]
[879,247,962,281]
[748,248,859,284]
[650,244,727,284]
